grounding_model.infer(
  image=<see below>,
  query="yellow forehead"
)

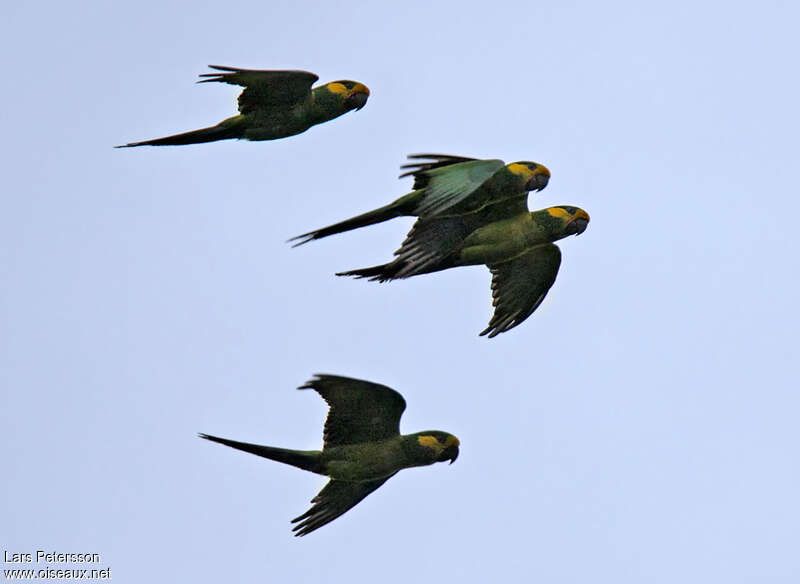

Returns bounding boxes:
[351,82,370,96]
[326,82,369,96]
[574,209,590,221]
[546,207,573,221]
[507,162,550,179]
[444,435,460,448]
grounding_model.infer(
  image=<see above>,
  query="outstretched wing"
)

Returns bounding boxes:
[481,243,562,338]
[198,65,319,114]
[299,375,406,448]
[383,194,534,279]
[383,214,479,278]
[399,155,505,216]
[400,154,478,189]
[291,475,395,536]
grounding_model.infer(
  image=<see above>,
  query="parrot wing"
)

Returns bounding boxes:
[399,155,506,216]
[299,375,406,447]
[198,65,319,114]
[481,243,562,338]
[291,474,396,536]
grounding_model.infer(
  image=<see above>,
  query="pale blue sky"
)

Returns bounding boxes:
[3,1,798,582]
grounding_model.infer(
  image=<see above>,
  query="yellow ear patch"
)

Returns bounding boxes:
[417,435,442,451]
[507,163,534,179]
[546,207,573,221]
[417,435,460,450]
[326,82,349,95]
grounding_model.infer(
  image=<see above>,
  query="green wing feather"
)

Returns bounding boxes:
[481,243,562,338]
[387,214,481,278]
[291,475,396,536]
[400,154,479,190]
[198,65,319,114]
[373,196,532,279]
[299,375,406,447]
[402,157,506,216]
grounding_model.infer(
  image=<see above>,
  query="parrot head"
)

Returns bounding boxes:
[558,206,590,236]
[327,80,370,110]
[507,161,551,192]
[537,206,591,239]
[415,432,460,464]
[319,81,370,111]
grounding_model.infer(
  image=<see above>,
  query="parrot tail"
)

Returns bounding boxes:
[116,117,246,147]
[337,252,455,282]
[199,433,325,475]
[336,261,406,282]
[288,191,424,246]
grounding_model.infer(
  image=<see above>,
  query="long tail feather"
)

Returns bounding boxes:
[336,253,454,281]
[199,433,324,475]
[289,193,421,246]
[116,121,244,148]
[336,262,404,282]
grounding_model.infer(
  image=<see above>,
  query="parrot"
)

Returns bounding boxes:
[290,153,551,244]
[291,154,589,337]
[200,374,459,536]
[117,65,369,147]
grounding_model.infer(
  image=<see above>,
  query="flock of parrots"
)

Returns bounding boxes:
[120,65,590,536]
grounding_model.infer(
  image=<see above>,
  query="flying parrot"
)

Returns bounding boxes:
[291,154,590,338]
[200,374,459,537]
[117,66,369,147]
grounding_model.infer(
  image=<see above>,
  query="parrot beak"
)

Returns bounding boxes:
[569,217,589,235]
[347,91,369,111]
[440,445,459,464]
[527,173,550,192]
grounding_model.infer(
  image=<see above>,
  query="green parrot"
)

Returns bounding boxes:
[200,374,459,537]
[291,154,589,337]
[290,153,551,244]
[117,66,369,147]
